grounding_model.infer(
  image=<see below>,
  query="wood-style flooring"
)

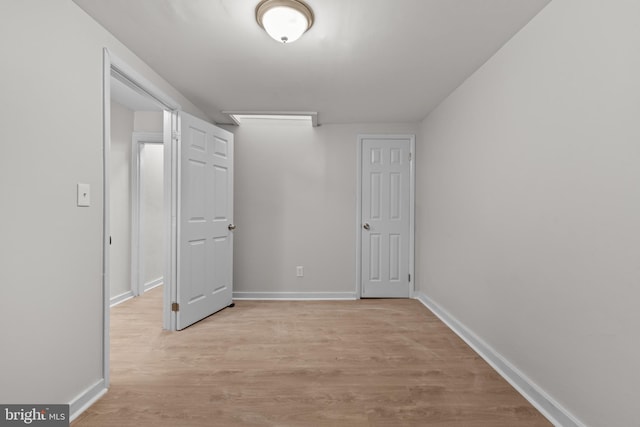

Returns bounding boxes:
[72,287,551,426]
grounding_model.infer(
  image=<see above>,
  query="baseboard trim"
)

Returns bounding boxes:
[414,292,584,427]
[110,290,134,307]
[233,291,357,300]
[144,277,163,292]
[69,379,107,422]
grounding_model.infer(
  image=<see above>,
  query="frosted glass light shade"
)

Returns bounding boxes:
[262,6,306,43]
[256,0,314,44]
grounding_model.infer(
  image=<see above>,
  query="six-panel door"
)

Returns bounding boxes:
[361,137,411,298]
[177,112,234,329]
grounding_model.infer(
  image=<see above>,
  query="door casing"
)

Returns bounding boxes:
[356,134,416,299]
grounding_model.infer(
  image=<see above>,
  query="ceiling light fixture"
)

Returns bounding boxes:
[256,0,314,44]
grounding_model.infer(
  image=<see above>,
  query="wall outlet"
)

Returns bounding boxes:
[296,266,304,277]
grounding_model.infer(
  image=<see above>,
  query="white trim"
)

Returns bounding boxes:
[144,277,163,292]
[109,281,159,308]
[356,134,416,299]
[68,379,107,422]
[131,132,164,297]
[164,110,179,331]
[131,137,141,296]
[233,292,357,300]
[109,290,134,307]
[408,137,415,298]
[101,48,111,391]
[414,292,586,427]
[222,110,318,127]
[356,136,362,298]
[110,58,180,111]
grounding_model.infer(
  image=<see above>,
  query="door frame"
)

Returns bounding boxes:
[356,134,416,299]
[102,49,182,388]
[131,133,164,297]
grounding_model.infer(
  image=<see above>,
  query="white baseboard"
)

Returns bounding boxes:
[233,291,357,300]
[110,290,134,307]
[144,277,163,292]
[414,292,584,427]
[69,379,107,422]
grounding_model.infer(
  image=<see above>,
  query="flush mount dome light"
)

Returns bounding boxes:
[256,0,314,44]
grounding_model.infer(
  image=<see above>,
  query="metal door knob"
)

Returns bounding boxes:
[228,224,236,231]
[363,223,370,230]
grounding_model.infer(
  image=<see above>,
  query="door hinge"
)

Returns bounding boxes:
[409,152,412,161]
[171,302,179,312]
[172,131,181,141]
[408,274,411,282]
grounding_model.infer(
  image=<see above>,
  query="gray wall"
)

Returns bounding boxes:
[134,111,163,133]
[134,111,164,288]
[232,119,418,297]
[415,0,640,425]
[110,101,134,299]
[0,0,206,407]
[140,143,164,286]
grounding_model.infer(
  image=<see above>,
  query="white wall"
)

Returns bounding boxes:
[0,0,206,408]
[140,143,164,286]
[110,101,134,299]
[232,119,418,298]
[133,111,164,288]
[134,111,163,133]
[416,1,640,425]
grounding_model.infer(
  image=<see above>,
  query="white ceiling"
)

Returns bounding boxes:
[74,0,550,125]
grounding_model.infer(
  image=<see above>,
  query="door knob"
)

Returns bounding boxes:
[228,224,236,231]
[363,223,370,230]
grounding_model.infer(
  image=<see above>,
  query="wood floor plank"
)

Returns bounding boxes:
[72,288,551,426]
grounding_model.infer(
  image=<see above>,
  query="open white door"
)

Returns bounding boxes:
[176,112,234,330]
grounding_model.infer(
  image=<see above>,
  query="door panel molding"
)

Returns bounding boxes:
[356,134,415,298]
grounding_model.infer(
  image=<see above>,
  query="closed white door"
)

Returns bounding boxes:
[360,136,413,298]
[176,112,234,330]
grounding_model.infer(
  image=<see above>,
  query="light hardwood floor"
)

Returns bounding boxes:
[72,287,551,426]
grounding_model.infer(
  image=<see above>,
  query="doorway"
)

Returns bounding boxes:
[131,134,164,298]
[109,89,164,306]
[357,134,415,298]
[102,49,181,388]
[102,49,236,389]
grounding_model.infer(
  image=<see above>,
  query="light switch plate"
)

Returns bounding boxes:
[77,183,90,207]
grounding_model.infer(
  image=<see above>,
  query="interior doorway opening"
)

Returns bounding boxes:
[102,49,236,390]
[102,49,181,389]
[131,137,164,297]
[109,89,164,306]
